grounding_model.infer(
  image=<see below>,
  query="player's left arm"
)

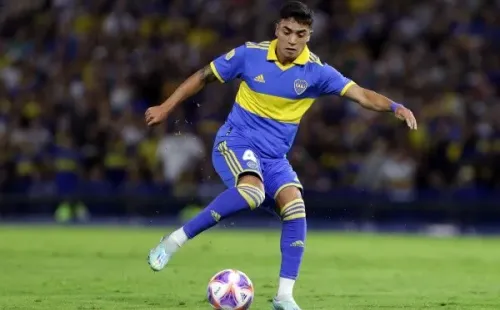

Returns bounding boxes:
[318,64,417,130]
[343,84,417,130]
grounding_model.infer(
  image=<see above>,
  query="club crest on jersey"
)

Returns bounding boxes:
[294,79,308,95]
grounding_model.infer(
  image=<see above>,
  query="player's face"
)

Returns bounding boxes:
[275,18,311,61]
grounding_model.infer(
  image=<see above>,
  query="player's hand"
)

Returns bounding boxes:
[145,105,168,126]
[394,106,417,130]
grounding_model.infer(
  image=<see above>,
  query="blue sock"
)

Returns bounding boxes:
[279,198,307,280]
[183,184,265,239]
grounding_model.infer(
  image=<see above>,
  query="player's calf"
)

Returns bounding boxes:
[275,186,306,303]
[148,174,265,271]
[183,174,265,238]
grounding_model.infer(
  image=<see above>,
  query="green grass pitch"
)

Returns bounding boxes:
[1,226,499,309]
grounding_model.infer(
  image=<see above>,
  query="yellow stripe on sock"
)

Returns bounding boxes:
[237,188,257,209]
[239,185,264,202]
[280,198,304,216]
[237,184,265,209]
[280,199,306,221]
[282,210,306,221]
[281,205,304,218]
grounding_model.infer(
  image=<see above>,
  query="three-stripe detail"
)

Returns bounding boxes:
[246,41,270,50]
[237,184,265,210]
[280,198,306,221]
[218,141,243,177]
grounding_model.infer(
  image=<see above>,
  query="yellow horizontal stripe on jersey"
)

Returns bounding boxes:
[235,82,315,124]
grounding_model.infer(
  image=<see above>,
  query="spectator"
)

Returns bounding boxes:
[0,0,498,214]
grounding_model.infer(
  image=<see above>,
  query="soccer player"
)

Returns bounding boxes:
[146,1,417,309]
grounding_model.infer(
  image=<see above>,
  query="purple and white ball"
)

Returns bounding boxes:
[207,269,254,309]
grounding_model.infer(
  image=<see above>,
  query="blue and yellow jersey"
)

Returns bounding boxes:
[210,39,355,158]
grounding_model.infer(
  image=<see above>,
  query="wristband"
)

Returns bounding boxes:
[390,102,403,112]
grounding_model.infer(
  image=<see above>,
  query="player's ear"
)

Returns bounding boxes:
[274,22,279,37]
[306,30,313,42]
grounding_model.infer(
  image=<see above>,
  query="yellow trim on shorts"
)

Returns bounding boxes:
[273,182,303,199]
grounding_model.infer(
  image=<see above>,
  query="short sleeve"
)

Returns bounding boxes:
[210,45,246,83]
[317,63,355,96]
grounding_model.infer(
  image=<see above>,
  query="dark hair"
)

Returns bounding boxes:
[279,1,314,26]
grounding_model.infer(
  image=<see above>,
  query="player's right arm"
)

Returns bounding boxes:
[145,45,246,126]
[145,65,217,126]
[317,64,417,130]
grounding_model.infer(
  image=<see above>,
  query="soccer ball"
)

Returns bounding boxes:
[207,269,254,309]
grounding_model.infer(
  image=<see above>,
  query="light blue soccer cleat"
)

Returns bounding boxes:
[271,298,302,310]
[147,236,171,272]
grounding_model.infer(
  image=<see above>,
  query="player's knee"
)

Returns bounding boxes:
[277,187,306,221]
[236,174,265,210]
[276,186,302,208]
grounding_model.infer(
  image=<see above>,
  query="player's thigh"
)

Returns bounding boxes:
[261,158,303,215]
[212,139,264,190]
[262,158,303,200]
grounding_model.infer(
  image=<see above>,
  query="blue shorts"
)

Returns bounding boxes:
[212,129,303,205]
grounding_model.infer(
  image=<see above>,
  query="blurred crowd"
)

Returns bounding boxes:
[0,0,499,207]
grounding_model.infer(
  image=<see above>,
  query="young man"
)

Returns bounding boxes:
[146,1,417,309]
